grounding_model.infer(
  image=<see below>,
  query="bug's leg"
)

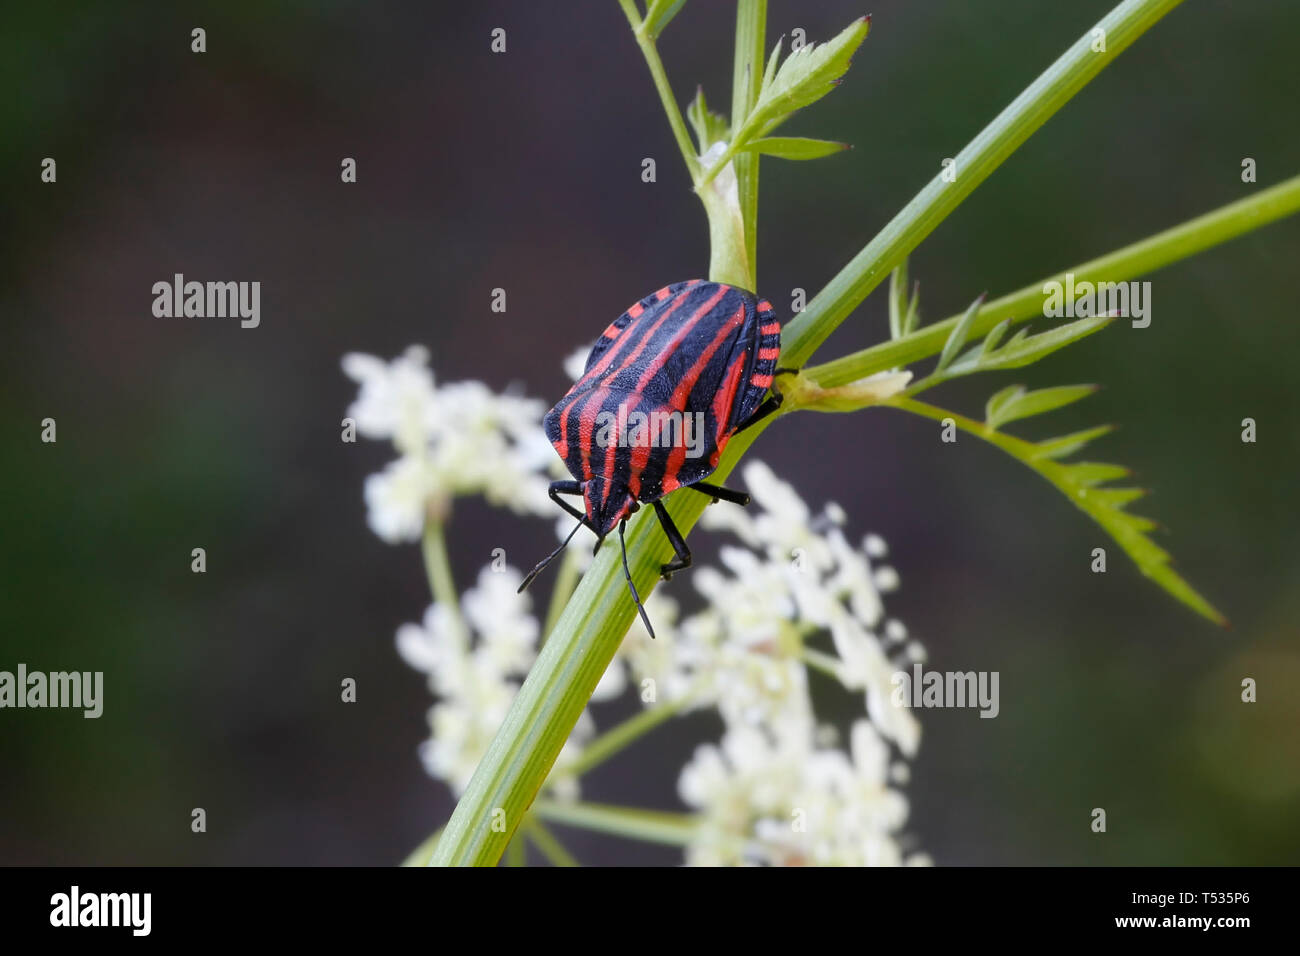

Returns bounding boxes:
[734,368,799,434]
[687,481,751,507]
[618,519,656,639]
[653,500,692,580]
[518,515,588,593]
[518,482,590,593]
[548,480,587,523]
[733,392,784,434]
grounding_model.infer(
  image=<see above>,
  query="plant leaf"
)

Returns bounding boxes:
[949,314,1114,376]
[641,0,687,39]
[889,397,1226,626]
[741,136,850,160]
[1033,424,1115,460]
[903,280,921,335]
[760,37,782,94]
[985,384,1098,430]
[738,17,870,142]
[687,87,730,153]
[937,294,985,373]
[889,260,909,341]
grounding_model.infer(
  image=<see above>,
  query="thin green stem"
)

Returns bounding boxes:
[505,832,527,866]
[532,799,697,847]
[567,699,686,777]
[730,0,767,282]
[526,820,580,867]
[805,173,1300,388]
[618,0,701,181]
[428,426,765,866]
[782,0,1185,369]
[421,520,467,649]
[801,648,843,681]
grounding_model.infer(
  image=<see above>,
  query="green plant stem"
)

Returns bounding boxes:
[567,699,686,777]
[506,832,527,866]
[428,427,765,866]
[526,819,580,867]
[782,0,1185,369]
[421,520,466,649]
[730,0,767,282]
[617,0,701,181]
[805,173,1300,387]
[531,799,697,846]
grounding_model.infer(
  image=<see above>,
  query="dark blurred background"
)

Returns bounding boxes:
[1,0,1297,865]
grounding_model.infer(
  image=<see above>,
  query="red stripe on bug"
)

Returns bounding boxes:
[600,286,719,389]
[632,287,730,393]
[758,301,773,312]
[627,302,644,318]
[667,304,745,412]
[602,323,622,339]
[713,352,748,441]
[760,322,780,335]
[626,408,656,498]
[576,388,608,481]
[758,347,780,360]
[575,288,690,389]
[750,373,773,389]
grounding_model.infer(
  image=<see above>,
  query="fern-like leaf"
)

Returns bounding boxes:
[888,396,1226,626]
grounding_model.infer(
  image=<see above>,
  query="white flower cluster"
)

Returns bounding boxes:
[341,346,557,543]
[395,565,616,801]
[602,461,926,865]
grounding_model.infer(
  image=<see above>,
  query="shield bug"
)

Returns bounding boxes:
[519,279,792,637]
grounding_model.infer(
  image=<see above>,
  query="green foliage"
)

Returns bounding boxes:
[740,136,850,160]
[890,396,1227,626]
[687,86,729,153]
[640,0,687,39]
[737,18,870,143]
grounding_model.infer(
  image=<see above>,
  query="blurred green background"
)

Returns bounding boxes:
[1,0,1297,865]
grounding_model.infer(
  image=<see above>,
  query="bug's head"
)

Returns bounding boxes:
[582,476,637,539]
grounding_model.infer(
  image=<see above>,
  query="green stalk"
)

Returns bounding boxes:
[781,0,1185,369]
[617,0,701,181]
[806,174,1300,387]
[730,0,767,284]
[526,820,580,867]
[421,520,466,649]
[428,429,764,866]
[531,799,697,846]
[567,699,686,777]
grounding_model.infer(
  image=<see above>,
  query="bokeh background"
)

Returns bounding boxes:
[2,0,1297,865]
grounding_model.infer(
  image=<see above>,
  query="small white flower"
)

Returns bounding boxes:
[563,345,592,382]
[364,456,435,544]
[342,346,439,456]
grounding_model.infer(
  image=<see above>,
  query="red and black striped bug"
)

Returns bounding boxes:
[518,278,792,637]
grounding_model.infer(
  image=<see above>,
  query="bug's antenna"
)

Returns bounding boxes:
[618,519,656,639]
[518,517,586,593]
